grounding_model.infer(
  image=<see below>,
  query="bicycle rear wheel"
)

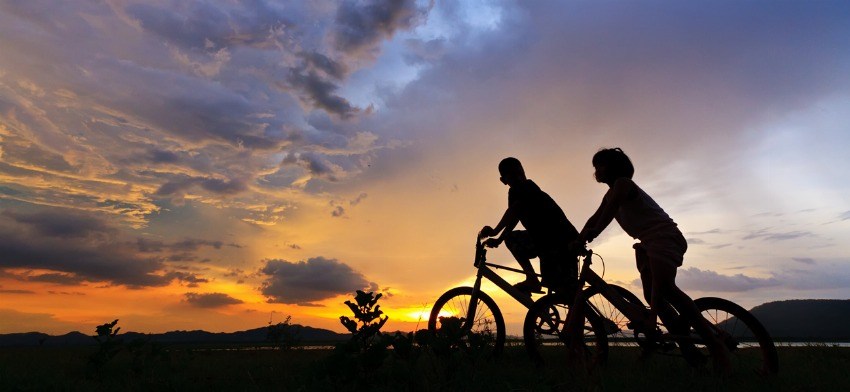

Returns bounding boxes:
[694,297,779,375]
[523,293,608,366]
[428,287,506,356]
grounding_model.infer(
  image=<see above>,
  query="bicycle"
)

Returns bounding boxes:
[428,234,607,356]
[524,245,779,375]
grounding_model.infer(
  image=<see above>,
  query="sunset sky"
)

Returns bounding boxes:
[1,0,849,336]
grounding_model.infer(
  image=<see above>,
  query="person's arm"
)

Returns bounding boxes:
[579,178,634,243]
[480,202,520,247]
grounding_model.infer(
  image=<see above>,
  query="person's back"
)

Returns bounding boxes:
[611,177,679,243]
[479,157,578,292]
[509,178,578,251]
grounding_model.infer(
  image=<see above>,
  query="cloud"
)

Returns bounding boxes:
[135,237,237,253]
[2,210,116,239]
[742,229,813,242]
[839,211,850,221]
[0,0,423,228]
[168,272,210,288]
[331,0,425,58]
[660,267,780,292]
[259,256,375,305]
[0,289,35,294]
[184,292,243,308]
[155,177,249,197]
[0,208,217,288]
[349,192,368,206]
[25,273,86,285]
[644,264,850,294]
[792,257,816,265]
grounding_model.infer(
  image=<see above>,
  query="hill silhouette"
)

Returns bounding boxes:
[2,300,848,346]
[749,299,850,341]
[0,324,347,347]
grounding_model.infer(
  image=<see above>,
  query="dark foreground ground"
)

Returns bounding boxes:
[1,344,848,391]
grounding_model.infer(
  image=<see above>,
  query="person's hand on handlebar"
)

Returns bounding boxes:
[479,225,497,239]
[569,240,589,255]
[483,237,503,248]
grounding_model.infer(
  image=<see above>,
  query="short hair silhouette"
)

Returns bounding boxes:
[498,157,524,177]
[592,148,634,180]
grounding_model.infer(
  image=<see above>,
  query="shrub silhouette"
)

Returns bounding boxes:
[267,314,300,351]
[88,319,123,371]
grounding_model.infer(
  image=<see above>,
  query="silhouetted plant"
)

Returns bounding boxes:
[267,314,300,351]
[323,290,394,388]
[340,290,388,344]
[88,319,123,371]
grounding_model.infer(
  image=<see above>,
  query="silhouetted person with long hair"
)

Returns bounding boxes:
[578,147,731,373]
[479,157,579,294]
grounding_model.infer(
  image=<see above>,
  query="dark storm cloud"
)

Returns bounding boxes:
[259,257,374,304]
[331,0,424,57]
[184,292,243,308]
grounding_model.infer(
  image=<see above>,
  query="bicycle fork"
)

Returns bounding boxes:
[462,270,486,331]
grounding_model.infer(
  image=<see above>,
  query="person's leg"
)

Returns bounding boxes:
[504,231,541,291]
[649,259,730,373]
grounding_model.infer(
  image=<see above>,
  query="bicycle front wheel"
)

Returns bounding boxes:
[584,284,647,348]
[523,293,609,366]
[428,287,506,356]
[695,297,779,375]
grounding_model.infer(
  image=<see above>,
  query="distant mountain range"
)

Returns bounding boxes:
[0,324,348,347]
[2,299,848,347]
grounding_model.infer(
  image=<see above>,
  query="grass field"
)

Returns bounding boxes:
[1,344,848,391]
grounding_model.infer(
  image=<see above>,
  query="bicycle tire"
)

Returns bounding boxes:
[584,284,647,347]
[428,287,506,356]
[523,293,609,366]
[694,297,779,375]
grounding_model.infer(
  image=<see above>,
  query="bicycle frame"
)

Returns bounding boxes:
[576,250,649,324]
[464,238,536,326]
